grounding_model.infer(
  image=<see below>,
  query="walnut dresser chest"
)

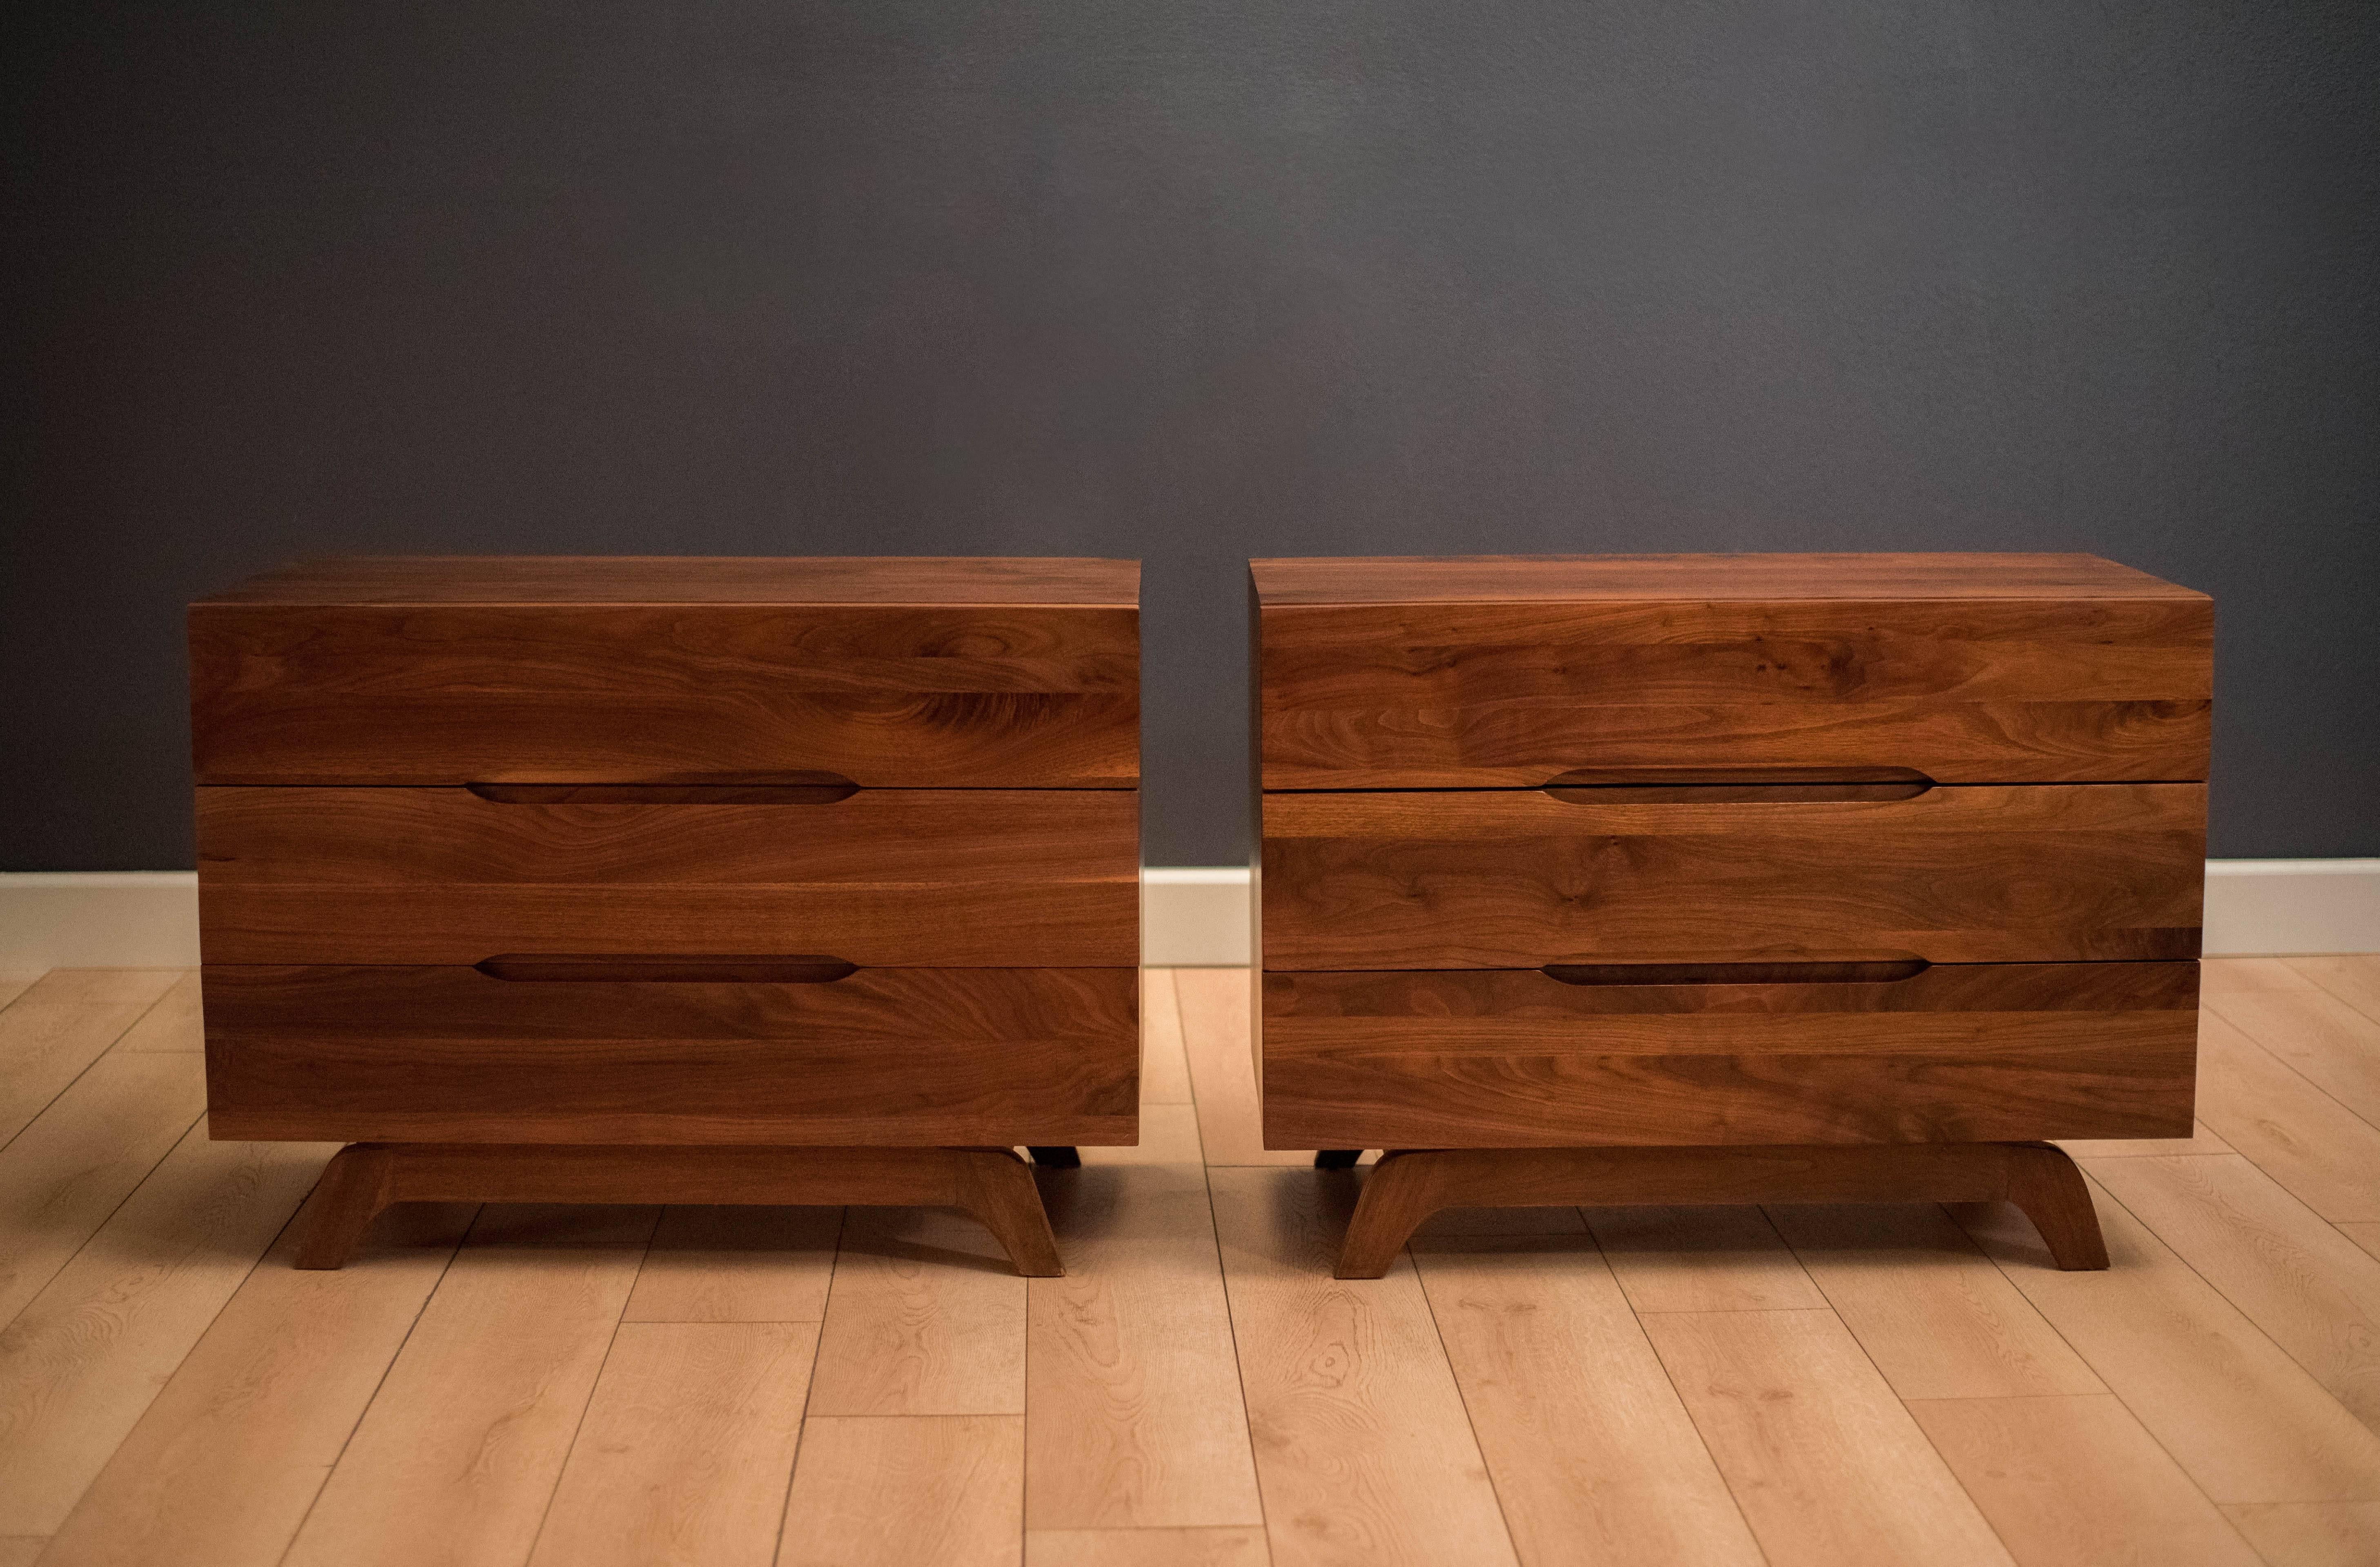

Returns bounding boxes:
[1249,553,2211,1276]
[191,556,1140,1274]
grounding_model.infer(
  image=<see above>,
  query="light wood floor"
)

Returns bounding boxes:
[4,959,2380,1565]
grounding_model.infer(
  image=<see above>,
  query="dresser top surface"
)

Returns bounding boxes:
[196,556,1141,608]
[1250,553,2204,605]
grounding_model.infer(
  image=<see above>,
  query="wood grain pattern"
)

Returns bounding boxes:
[1175,968,1320,1168]
[1206,1166,1520,1567]
[202,555,1141,605]
[1026,1107,1262,1531]
[623,1206,842,1323]
[780,1415,1024,1567]
[203,965,1137,1147]
[809,1208,1030,1415]
[2193,1012,2380,1222]
[525,1321,819,1567]
[1262,964,2197,1148]
[1907,1394,2263,1567]
[1024,1527,1271,1566]
[2222,1500,2380,1566]
[0,1051,204,1327]
[33,1202,474,1567]
[1407,1235,1767,1566]
[2056,1120,2231,1157]
[1261,787,2205,967]
[1335,1143,2109,1279]
[1139,969,1193,1106]
[2081,1154,2380,1431]
[2199,957,2325,998]
[1586,1205,1827,1313]
[0,999,156,1146]
[0,1127,329,1533]
[280,1243,643,1567]
[1252,555,2210,787]
[110,971,202,1051]
[196,786,1137,967]
[1640,1308,2015,1567]
[2289,954,2380,1023]
[191,599,1139,787]
[2206,988,2380,1126]
[1958,1186,2380,1502]
[1767,1203,2105,1398]
[18,970,185,1005]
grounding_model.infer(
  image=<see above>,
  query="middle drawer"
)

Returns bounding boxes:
[198,786,1139,967]
[1262,783,2205,967]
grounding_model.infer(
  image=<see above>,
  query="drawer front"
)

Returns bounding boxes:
[203,965,1138,1146]
[1261,963,2197,1148]
[190,603,1139,786]
[197,787,1138,967]
[1261,784,2204,968]
[1258,597,2211,787]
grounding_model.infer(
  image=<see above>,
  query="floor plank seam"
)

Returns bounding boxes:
[1406,1229,1529,1567]
[0,1003,155,1157]
[519,1239,651,1566]
[771,1204,846,1567]
[2203,999,2380,1138]
[0,1105,207,1339]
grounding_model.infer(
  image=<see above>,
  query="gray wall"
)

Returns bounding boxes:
[6,0,2375,869]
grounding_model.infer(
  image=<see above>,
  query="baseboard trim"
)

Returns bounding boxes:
[7,862,2375,971]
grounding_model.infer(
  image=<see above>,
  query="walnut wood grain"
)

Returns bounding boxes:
[1261,784,2205,968]
[200,555,1140,605]
[1261,963,2198,1149]
[191,600,1139,786]
[1251,555,2210,786]
[1331,1142,2108,1277]
[196,787,1137,966]
[203,965,1137,1147]
[295,1142,1063,1275]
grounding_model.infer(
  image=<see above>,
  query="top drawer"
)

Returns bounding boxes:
[1253,553,2211,787]
[191,556,1139,787]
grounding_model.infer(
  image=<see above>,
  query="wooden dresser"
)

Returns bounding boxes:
[1249,553,2211,1275]
[191,556,1140,1274]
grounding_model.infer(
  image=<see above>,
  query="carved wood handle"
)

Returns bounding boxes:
[475,956,859,983]
[1541,960,1930,985]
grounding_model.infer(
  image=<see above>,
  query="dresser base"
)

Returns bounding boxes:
[1333,1141,2107,1279]
[295,1141,1065,1276]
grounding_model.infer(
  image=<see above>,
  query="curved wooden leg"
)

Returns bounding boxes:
[952,1149,1064,1277]
[294,1144,397,1270]
[1025,1146,1081,1169]
[1314,1150,1362,1170]
[1336,1150,1452,1278]
[2005,1142,2110,1270]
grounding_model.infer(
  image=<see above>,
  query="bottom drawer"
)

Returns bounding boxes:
[1261,962,2196,1149]
[204,965,1137,1146]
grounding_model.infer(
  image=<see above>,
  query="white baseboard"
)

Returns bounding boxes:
[7,861,2376,971]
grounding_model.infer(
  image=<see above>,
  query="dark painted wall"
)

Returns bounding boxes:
[6,1,2375,868]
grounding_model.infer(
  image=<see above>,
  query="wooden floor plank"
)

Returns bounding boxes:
[2222,1499,2380,1566]
[1907,1393,2263,1567]
[1767,1203,2104,1399]
[1175,969,1299,1167]
[1025,1526,1270,1566]
[526,1321,819,1567]
[0,1052,203,1328]
[1956,1186,2380,1501]
[1409,1234,1765,1567]
[1207,1165,1518,1567]
[35,1203,474,1567]
[0,1538,42,1567]
[466,1203,664,1247]
[0,1000,155,1148]
[808,1208,1026,1416]
[2056,1121,2233,1158]
[779,1415,1023,1567]
[2339,1223,2380,1263]
[1141,969,1194,1106]
[622,1206,842,1324]
[2209,989,2380,1128]
[0,974,41,1010]
[281,1242,644,1567]
[2200,958,2327,999]
[1585,1205,1827,1313]
[1027,1104,1262,1530]
[2083,1154,2380,1433]
[0,1127,328,1534]
[108,972,202,1052]
[2288,954,2380,1024]
[2195,1012,2380,1221]
[1641,1307,2013,1567]
[18,971,183,1006]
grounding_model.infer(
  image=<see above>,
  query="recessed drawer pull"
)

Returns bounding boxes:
[1540,960,1931,986]
[1542,769,1934,805]
[468,780,860,805]
[475,955,859,983]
